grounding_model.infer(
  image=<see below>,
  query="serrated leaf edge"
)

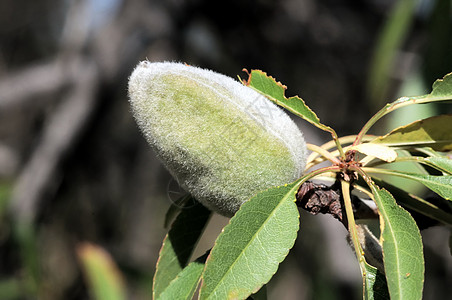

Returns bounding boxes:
[199,181,301,299]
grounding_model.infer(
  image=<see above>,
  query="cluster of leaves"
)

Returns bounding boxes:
[78,71,452,300]
[147,70,452,300]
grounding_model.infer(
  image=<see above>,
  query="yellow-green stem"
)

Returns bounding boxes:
[306,143,340,165]
[352,166,452,226]
[363,156,452,175]
[352,184,374,200]
[307,135,376,169]
[330,131,346,159]
[362,166,414,178]
[354,95,426,145]
[301,165,341,182]
[341,180,367,275]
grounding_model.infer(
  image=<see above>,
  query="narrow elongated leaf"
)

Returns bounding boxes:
[368,185,424,300]
[374,150,427,195]
[401,173,452,200]
[153,199,211,299]
[393,150,428,173]
[423,156,452,175]
[350,143,397,162]
[402,72,452,104]
[77,243,126,300]
[356,73,452,142]
[159,252,208,300]
[364,262,389,300]
[371,114,452,151]
[199,181,301,300]
[382,153,451,176]
[370,170,452,200]
[359,177,452,226]
[426,72,452,100]
[242,69,332,131]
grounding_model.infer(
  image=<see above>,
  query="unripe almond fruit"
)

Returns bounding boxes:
[128,61,307,217]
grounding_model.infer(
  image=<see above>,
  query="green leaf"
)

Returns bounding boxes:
[242,69,332,131]
[398,72,452,104]
[360,177,452,226]
[426,72,452,100]
[364,262,389,300]
[159,252,208,300]
[368,186,424,300]
[371,114,452,151]
[350,143,397,162]
[398,173,452,200]
[355,73,452,143]
[423,156,452,175]
[199,181,301,300]
[249,285,267,300]
[369,169,452,200]
[362,150,430,196]
[77,243,126,300]
[153,199,211,299]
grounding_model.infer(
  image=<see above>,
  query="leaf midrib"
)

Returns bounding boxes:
[373,188,404,299]
[203,183,300,299]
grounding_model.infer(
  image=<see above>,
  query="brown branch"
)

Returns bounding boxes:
[9,59,98,223]
[7,0,165,224]
[0,60,70,110]
[296,180,379,227]
[0,0,93,111]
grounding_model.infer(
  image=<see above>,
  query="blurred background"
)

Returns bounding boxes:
[0,0,451,299]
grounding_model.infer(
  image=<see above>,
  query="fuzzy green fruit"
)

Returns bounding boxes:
[128,61,307,217]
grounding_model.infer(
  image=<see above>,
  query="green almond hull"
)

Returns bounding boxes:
[129,62,307,217]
